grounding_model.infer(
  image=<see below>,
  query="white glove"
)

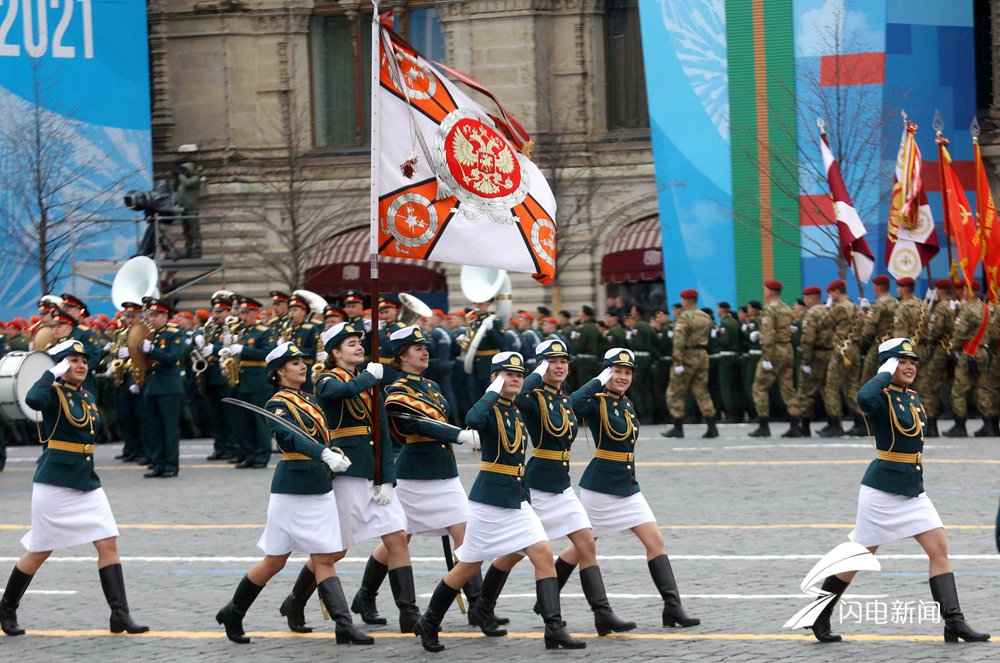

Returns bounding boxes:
[203,343,214,356]
[117,346,130,359]
[761,360,774,371]
[878,357,899,376]
[50,359,71,378]
[859,297,871,309]
[142,339,153,353]
[570,330,580,340]
[487,374,505,394]
[277,337,288,345]
[533,359,549,376]
[28,342,34,351]
[321,447,352,473]
[316,351,329,363]
[789,325,798,333]
[667,330,674,338]
[129,383,140,395]
[373,483,394,505]
[184,336,193,346]
[740,323,749,332]
[457,429,480,448]
[802,364,812,375]
[103,342,112,351]
[229,343,243,356]
[749,331,760,343]
[950,300,961,312]
[194,334,205,348]
[825,296,833,308]
[363,320,373,332]
[710,328,718,338]
[223,333,233,345]
[481,317,494,331]
[456,333,467,343]
[674,364,684,375]
[596,367,613,385]
[364,362,384,380]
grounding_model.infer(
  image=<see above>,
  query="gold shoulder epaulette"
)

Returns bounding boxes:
[255,324,270,331]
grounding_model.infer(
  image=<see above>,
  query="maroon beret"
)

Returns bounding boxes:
[679,289,698,300]
[802,286,822,296]
[764,279,783,292]
[872,275,890,286]
[896,277,915,288]
[826,279,846,292]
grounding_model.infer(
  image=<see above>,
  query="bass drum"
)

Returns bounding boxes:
[0,351,55,422]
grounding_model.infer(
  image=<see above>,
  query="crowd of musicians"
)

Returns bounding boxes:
[2,273,999,473]
[0,276,992,647]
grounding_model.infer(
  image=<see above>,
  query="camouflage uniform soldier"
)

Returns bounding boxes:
[978,296,1000,437]
[795,286,830,436]
[749,281,801,438]
[818,279,862,437]
[945,280,991,438]
[859,275,898,383]
[715,302,743,423]
[913,278,955,437]
[662,290,718,438]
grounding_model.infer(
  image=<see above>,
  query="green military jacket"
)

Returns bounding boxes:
[573,320,602,358]
[465,390,530,509]
[26,371,102,491]
[385,373,460,480]
[604,325,626,352]
[266,387,334,495]
[202,318,230,388]
[238,322,276,394]
[572,378,640,497]
[627,321,655,355]
[145,323,185,396]
[287,320,323,361]
[653,322,672,361]
[8,334,29,352]
[71,324,102,394]
[559,324,576,352]
[315,367,394,483]
[517,373,578,494]
[716,315,740,353]
[672,308,712,366]
[469,314,505,380]
[857,372,926,497]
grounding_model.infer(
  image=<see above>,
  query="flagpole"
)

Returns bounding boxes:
[933,112,957,290]
[369,0,383,486]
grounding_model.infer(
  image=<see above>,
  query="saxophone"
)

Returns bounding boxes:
[219,319,243,389]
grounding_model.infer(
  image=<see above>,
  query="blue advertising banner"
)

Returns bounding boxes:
[0,0,151,319]
[637,0,736,308]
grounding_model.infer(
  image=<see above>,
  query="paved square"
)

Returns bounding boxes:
[2,421,998,661]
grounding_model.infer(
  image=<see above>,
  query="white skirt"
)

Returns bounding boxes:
[454,500,547,563]
[21,483,119,552]
[530,486,592,540]
[849,485,944,548]
[257,491,343,555]
[333,476,407,548]
[396,477,469,537]
[579,488,655,539]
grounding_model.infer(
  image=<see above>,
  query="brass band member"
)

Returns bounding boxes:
[412,352,586,652]
[215,342,361,644]
[565,348,699,629]
[808,339,989,644]
[1,340,148,636]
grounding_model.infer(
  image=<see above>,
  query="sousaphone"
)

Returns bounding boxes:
[112,256,161,387]
[460,266,512,374]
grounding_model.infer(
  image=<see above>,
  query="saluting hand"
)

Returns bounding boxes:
[596,367,613,385]
[487,374,505,394]
[533,359,549,376]
[50,359,71,379]
[878,357,899,376]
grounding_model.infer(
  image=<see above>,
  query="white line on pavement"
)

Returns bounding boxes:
[1,554,995,563]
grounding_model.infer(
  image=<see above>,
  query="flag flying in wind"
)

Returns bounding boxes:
[818,129,874,282]
[937,139,981,288]
[974,135,1000,304]
[885,122,939,279]
[373,24,556,284]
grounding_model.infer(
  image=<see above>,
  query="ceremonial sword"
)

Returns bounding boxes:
[222,397,346,457]
[387,411,465,443]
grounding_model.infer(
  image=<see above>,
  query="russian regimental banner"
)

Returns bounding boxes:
[374,25,556,284]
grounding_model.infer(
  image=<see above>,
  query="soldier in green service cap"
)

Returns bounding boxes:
[139,297,185,478]
[571,306,602,389]
[229,296,277,469]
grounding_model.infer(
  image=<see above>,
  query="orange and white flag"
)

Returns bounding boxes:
[374,24,556,284]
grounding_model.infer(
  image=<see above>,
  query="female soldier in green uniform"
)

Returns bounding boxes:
[562,347,699,629]
[215,342,364,644]
[412,352,585,652]
[0,340,148,636]
[807,338,989,644]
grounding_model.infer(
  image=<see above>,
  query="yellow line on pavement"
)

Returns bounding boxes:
[10,629,978,643]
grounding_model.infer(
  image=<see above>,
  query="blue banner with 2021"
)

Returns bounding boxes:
[0,0,152,319]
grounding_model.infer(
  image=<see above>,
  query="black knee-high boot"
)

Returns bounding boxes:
[351,556,388,625]
[318,576,374,645]
[580,565,636,635]
[413,580,459,652]
[464,568,509,625]
[468,564,510,636]
[279,564,317,633]
[388,566,421,634]
[99,564,149,634]
[533,556,576,615]
[0,566,33,636]
[929,572,990,642]
[216,575,265,644]
[648,554,699,627]
[810,575,849,642]
[536,577,586,649]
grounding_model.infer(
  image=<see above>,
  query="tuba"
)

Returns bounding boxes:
[292,289,328,320]
[459,266,512,375]
[398,292,433,326]
[111,256,161,387]
[31,325,56,352]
